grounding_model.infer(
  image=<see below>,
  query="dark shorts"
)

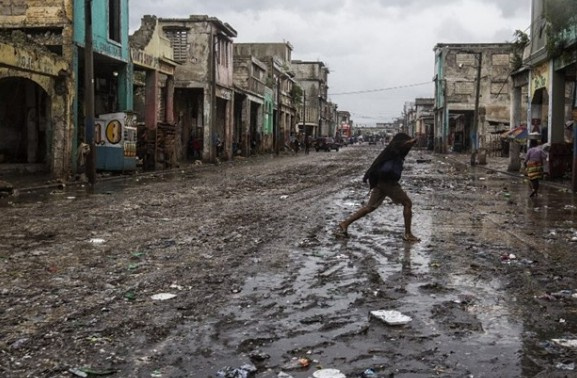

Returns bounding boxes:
[367,181,410,209]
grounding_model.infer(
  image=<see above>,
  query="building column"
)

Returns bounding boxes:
[549,67,565,144]
[224,97,234,160]
[144,69,159,170]
[165,75,175,124]
[241,98,250,157]
[202,87,214,162]
[508,82,523,172]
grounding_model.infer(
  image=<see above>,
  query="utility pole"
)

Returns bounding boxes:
[302,90,306,136]
[275,75,280,155]
[471,51,482,165]
[84,0,96,185]
[571,122,577,193]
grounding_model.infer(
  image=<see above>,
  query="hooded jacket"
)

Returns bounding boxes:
[362,133,415,189]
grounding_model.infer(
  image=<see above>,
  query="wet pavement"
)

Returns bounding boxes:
[1,146,577,377]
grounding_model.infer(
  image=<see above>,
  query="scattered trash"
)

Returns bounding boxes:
[151,293,176,301]
[169,283,184,290]
[89,238,106,244]
[360,369,378,378]
[313,368,346,378]
[150,370,162,377]
[69,368,88,378]
[500,254,517,263]
[277,373,294,378]
[9,338,29,350]
[551,290,574,299]
[124,292,136,301]
[66,196,76,200]
[556,362,576,371]
[370,310,412,325]
[552,339,577,349]
[281,357,311,370]
[216,363,257,378]
[280,195,289,200]
[248,350,270,361]
[68,368,117,377]
[564,205,576,210]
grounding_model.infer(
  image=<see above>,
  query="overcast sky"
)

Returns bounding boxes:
[129,0,530,126]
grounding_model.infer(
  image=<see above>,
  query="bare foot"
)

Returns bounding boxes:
[403,234,420,242]
[334,224,349,238]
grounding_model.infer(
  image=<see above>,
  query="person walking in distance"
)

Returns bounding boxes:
[524,138,547,197]
[335,132,420,242]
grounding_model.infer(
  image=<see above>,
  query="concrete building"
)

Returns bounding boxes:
[232,50,267,156]
[157,15,237,162]
[234,43,297,152]
[511,0,576,184]
[292,60,330,137]
[415,98,435,149]
[0,1,75,180]
[433,43,514,155]
[337,110,353,139]
[74,0,134,172]
[130,15,178,170]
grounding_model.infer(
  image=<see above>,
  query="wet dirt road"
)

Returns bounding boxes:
[1,145,577,377]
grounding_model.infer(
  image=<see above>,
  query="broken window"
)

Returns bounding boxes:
[108,0,121,43]
[164,29,189,64]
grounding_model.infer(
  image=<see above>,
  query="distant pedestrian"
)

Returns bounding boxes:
[335,132,420,242]
[304,134,310,154]
[524,138,547,197]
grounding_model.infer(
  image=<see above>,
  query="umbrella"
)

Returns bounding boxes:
[501,125,527,142]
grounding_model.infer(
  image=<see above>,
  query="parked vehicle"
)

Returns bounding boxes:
[314,137,340,152]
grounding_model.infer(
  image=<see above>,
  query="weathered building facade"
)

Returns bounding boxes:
[232,50,267,156]
[234,42,297,152]
[130,15,178,170]
[0,1,75,179]
[292,60,329,137]
[157,15,237,163]
[74,0,134,172]
[511,0,576,185]
[415,98,435,148]
[433,43,514,155]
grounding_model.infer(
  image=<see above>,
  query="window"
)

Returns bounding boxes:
[165,29,189,64]
[108,0,121,43]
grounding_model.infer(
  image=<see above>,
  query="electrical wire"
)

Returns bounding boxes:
[329,81,432,96]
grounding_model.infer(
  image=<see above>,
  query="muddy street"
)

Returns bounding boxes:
[1,145,577,378]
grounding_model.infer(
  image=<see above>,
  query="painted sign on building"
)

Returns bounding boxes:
[531,62,549,97]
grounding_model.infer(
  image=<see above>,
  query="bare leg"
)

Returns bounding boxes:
[337,206,375,235]
[401,198,420,242]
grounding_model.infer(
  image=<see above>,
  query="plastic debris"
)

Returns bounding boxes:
[248,350,270,361]
[313,369,347,378]
[556,362,575,371]
[361,369,378,378]
[277,373,294,378]
[281,357,311,370]
[216,363,257,378]
[280,195,289,200]
[370,310,412,325]
[151,293,176,301]
[552,339,577,349]
[89,238,106,244]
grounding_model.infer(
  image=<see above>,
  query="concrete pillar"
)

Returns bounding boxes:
[202,87,214,162]
[241,98,250,157]
[224,97,234,160]
[143,70,159,170]
[549,67,565,144]
[165,76,174,124]
[508,83,522,172]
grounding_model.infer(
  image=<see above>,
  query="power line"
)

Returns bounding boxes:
[329,81,432,96]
